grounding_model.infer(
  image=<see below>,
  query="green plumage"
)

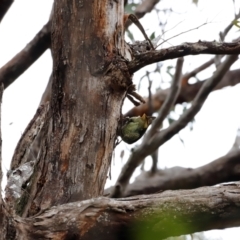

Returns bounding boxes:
[120,114,155,144]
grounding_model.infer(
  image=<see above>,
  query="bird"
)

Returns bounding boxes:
[120,114,155,144]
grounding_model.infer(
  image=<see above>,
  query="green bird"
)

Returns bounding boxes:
[120,114,155,144]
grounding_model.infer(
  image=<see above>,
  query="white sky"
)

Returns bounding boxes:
[0,0,240,239]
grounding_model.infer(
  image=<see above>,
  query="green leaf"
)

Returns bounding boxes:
[149,31,156,40]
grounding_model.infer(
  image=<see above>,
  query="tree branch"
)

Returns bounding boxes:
[111,54,238,198]
[105,149,240,197]
[125,68,240,118]
[153,55,238,147]
[128,41,240,73]
[0,0,13,22]
[219,10,240,41]
[15,183,240,239]
[146,57,183,138]
[0,20,51,89]
[134,0,160,19]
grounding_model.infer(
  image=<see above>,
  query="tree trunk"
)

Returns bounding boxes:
[9,0,130,217]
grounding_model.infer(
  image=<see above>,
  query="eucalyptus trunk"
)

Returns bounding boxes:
[11,0,129,217]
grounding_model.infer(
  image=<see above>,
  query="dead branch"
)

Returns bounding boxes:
[0,20,51,89]
[14,183,240,240]
[183,57,214,81]
[128,41,240,73]
[0,0,13,22]
[111,54,238,198]
[125,68,240,118]
[105,149,240,197]
[152,55,238,147]
[146,57,183,138]
[220,10,240,41]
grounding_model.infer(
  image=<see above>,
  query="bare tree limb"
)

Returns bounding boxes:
[128,41,240,73]
[125,68,240,118]
[125,12,240,118]
[153,55,238,146]
[145,58,183,173]
[0,20,51,89]
[146,57,183,139]
[183,57,214,81]
[111,54,238,198]
[105,149,240,197]
[220,9,240,41]
[0,0,13,22]
[14,183,240,239]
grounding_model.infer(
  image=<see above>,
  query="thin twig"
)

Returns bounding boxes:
[111,54,238,198]
[183,57,214,80]
[156,22,208,48]
[147,73,153,114]
[147,58,183,173]
[153,54,238,146]
[220,10,240,41]
[145,57,183,139]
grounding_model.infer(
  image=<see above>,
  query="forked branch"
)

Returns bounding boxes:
[128,41,240,73]
[111,54,238,198]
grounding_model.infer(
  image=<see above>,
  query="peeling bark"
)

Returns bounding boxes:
[9,0,131,217]
[13,183,240,240]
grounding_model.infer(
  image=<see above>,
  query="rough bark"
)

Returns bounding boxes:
[13,183,240,240]
[7,0,130,217]
[128,41,240,73]
[0,84,9,239]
